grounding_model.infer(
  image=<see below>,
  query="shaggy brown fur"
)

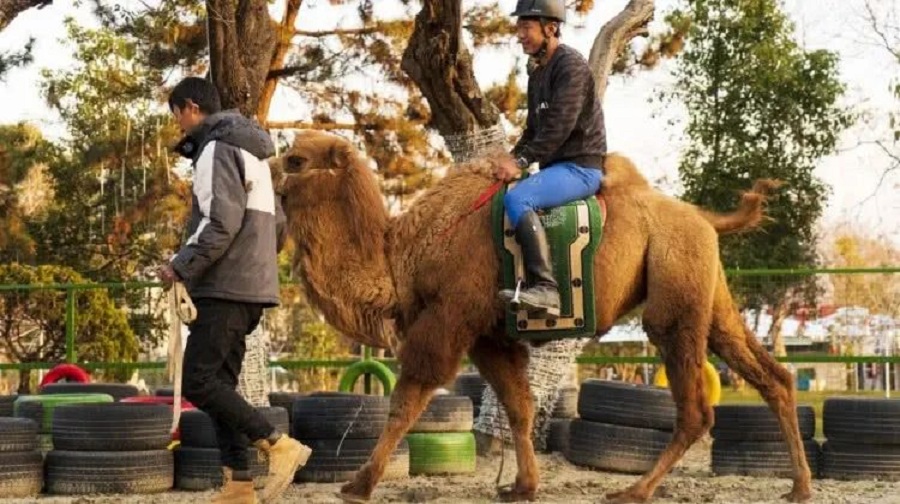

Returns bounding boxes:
[276,131,812,504]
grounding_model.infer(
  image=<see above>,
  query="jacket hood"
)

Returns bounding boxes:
[175,109,275,161]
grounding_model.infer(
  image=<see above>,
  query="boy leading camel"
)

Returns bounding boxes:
[158,77,309,504]
[496,0,607,319]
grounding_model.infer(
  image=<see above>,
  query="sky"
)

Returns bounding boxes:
[0,0,897,249]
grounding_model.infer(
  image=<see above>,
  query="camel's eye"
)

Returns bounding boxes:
[286,155,307,173]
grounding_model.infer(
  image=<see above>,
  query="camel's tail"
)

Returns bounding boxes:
[699,179,782,235]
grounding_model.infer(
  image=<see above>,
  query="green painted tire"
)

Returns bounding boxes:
[14,393,114,433]
[405,432,476,475]
[338,360,396,396]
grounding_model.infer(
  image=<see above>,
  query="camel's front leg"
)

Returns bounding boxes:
[469,335,539,502]
[339,304,473,503]
[338,375,435,502]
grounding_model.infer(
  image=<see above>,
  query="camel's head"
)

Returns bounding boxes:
[272,130,357,197]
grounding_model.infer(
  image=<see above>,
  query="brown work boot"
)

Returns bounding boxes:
[255,433,312,503]
[211,467,257,504]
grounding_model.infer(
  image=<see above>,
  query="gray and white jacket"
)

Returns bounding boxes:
[171,110,283,307]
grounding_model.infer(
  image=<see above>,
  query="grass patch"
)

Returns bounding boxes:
[718,388,888,439]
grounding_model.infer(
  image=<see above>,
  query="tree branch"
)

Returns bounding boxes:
[0,0,51,32]
[266,120,425,131]
[863,0,900,63]
[295,27,380,37]
[588,0,655,102]
[257,0,303,123]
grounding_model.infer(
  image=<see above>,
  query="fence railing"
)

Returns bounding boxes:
[0,268,898,374]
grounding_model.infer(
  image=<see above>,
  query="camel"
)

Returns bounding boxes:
[273,130,812,504]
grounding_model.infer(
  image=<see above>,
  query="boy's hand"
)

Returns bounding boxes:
[157,264,180,288]
[493,156,521,182]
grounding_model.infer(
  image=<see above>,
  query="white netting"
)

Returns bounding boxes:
[237,316,271,407]
[474,337,589,450]
[443,124,508,163]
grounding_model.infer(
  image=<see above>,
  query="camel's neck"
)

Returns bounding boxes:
[286,166,397,348]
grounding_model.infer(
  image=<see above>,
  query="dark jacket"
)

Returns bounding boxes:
[512,44,607,170]
[171,110,282,307]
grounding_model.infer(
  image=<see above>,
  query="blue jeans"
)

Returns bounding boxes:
[504,161,604,227]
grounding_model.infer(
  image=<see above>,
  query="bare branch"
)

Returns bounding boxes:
[258,0,303,122]
[0,0,51,32]
[863,0,900,63]
[266,120,425,131]
[587,0,655,102]
[295,27,380,37]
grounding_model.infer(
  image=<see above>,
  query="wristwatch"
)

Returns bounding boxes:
[516,156,530,170]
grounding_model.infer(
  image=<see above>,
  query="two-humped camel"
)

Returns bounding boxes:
[272,130,811,503]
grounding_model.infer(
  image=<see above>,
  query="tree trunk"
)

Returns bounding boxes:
[401,0,500,151]
[767,300,790,358]
[256,0,303,122]
[0,0,49,32]
[588,0,654,100]
[206,0,277,119]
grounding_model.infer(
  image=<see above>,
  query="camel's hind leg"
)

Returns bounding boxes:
[707,270,812,503]
[338,305,471,503]
[468,335,539,502]
[606,316,715,503]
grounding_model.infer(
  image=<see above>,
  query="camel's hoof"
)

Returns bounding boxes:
[605,489,651,504]
[497,484,537,502]
[336,491,370,504]
[337,481,371,503]
[781,488,812,503]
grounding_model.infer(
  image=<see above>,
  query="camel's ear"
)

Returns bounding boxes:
[328,142,353,169]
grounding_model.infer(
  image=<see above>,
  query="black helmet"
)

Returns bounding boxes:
[510,0,566,23]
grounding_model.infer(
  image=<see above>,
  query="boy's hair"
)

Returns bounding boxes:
[168,77,222,115]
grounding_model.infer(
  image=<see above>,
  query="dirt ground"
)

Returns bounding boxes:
[4,438,900,504]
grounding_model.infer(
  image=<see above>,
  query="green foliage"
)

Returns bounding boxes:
[0,39,35,80]
[668,0,853,314]
[0,263,139,366]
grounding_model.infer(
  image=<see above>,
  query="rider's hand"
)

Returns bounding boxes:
[494,156,521,182]
[156,264,180,288]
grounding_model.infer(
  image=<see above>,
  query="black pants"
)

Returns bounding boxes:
[182,298,275,471]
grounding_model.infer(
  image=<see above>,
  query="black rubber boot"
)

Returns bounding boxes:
[499,211,561,319]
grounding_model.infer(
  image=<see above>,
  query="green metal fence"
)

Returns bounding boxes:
[0,268,898,390]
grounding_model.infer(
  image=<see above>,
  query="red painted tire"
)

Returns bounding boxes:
[120,395,196,441]
[40,364,90,387]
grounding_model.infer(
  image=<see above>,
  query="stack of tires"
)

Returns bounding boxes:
[566,380,675,473]
[174,406,289,491]
[406,394,476,475]
[821,397,900,480]
[545,385,578,455]
[269,392,306,432]
[453,373,486,418]
[40,382,139,401]
[14,393,114,452]
[710,404,819,478]
[292,392,409,483]
[0,394,17,417]
[44,403,174,495]
[0,418,43,497]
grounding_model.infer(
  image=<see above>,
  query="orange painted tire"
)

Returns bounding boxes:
[40,364,90,387]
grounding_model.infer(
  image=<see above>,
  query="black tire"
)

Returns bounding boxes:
[0,394,17,417]
[453,373,485,408]
[52,403,172,451]
[821,441,900,481]
[180,406,290,448]
[577,380,676,431]
[823,397,900,445]
[174,446,267,491]
[411,395,473,433]
[292,393,389,440]
[45,449,174,494]
[0,418,39,452]
[269,392,305,423]
[711,439,821,478]
[295,437,409,483]
[545,418,571,455]
[711,404,816,441]
[155,387,174,397]
[552,386,578,419]
[0,451,43,498]
[40,382,139,401]
[566,419,672,474]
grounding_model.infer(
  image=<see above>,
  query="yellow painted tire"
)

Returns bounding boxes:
[338,360,396,396]
[653,361,721,406]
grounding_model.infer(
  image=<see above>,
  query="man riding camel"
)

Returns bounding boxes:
[495,0,607,319]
